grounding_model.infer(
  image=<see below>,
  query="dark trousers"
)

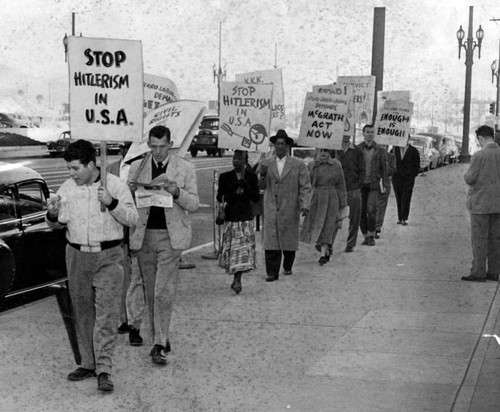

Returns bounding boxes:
[265,250,296,277]
[392,175,415,221]
[376,179,391,231]
[360,184,379,236]
[332,189,361,248]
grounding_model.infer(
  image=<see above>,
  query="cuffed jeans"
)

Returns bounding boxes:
[470,213,500,278]
[66,244,123,375]
[137,229,182,347]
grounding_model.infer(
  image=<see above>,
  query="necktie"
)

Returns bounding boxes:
[158,162,163,170]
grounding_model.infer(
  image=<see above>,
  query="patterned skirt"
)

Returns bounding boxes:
[218,220,257,275]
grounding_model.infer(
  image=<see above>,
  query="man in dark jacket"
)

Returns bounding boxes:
[392,136,420,225]
[332,135,365,252]
[358,124,388,246]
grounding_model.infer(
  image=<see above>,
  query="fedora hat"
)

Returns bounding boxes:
[269,129,294,145]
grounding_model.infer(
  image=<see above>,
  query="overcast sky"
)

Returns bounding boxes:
[1,0,500,122]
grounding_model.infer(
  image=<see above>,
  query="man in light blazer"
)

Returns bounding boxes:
[462,125,500,282]
[258,129,311,282]
[128,126,199,364]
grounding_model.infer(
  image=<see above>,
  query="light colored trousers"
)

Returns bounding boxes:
[137,229,182,347]
[470,213,500,278]
[120,244,145,328]
[66,245,123,375]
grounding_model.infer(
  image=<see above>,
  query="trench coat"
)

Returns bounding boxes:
[300,158,347,245]
[259,155,312,250]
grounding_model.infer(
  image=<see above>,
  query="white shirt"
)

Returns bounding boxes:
[276,156,287,178]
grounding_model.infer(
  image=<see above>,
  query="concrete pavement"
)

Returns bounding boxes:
[1,162,500,411]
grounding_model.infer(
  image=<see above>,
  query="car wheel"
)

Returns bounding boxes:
[0,241,15,300]
[190,149,198,157]
[217,149,225,157]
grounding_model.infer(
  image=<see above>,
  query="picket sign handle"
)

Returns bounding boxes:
[100,142,107,213]
[201,169,221,259]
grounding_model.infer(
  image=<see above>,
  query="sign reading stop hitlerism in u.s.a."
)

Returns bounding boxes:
[374,99,414,147]
[235,68,285,134]
[218,81,273,152]
[68,36,143,143]
[298,86,349,150]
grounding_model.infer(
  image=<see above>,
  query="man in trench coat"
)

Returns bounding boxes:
[258,129,312,282]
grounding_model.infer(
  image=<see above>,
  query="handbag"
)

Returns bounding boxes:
[216,201,226,225]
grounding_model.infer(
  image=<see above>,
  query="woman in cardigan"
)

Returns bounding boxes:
[217,150,260,294]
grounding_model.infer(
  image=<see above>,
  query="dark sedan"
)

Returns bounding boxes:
[0,162,67,300]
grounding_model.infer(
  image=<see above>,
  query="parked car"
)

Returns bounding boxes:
[409,135,440,171]
[46,131,121,157]
[0,162,67,301]
[189,114,225,157]
[418,132,458,166]
[0,112,29,128]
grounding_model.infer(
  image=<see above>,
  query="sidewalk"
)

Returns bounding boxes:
[1,163,500,411]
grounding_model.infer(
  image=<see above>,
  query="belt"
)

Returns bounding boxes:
[69,239,122,253]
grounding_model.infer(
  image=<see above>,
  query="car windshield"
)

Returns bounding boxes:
[409,138,426,148]
[200,118,218,129]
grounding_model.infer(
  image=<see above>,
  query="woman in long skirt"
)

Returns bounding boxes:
[217,150,260,294]
[300,148,347,265]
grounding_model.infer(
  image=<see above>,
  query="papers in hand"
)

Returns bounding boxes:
[131,175,174,208]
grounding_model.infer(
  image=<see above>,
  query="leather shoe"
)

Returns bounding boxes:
[67,367,96,381]
[318,256,328,266]
[345,246,354,253]
[374,230,381,239]
[402,221,408,226]
[461,275,486,282]
[129,326,143,346]
[283,270,292,276]
[117,323,130,334]
[97,373,114,392]
[361,238,369,245]
[266,275,279,282]
[397,220,402,225]
[151,344,167,365]
[150,340,171,355]
[367,236,375,246]
[487,273,499,281]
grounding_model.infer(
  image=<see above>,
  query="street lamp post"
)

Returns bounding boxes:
[456,6,484,163]
[213,21,226,116]
[491,39,500,142]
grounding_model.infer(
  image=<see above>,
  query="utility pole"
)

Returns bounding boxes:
[371,7,385,124]
[491,19,500,142]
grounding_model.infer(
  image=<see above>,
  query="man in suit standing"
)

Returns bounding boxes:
[462,125,500,282]
[392,136,420,226]
[128,126,199,365]
[258,129,311,282]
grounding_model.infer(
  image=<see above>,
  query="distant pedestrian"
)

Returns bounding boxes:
[107,142,146,345]
[462,125,500,282]
[217,150,260,294]
[375,144,396,237]
[392,136,420,226]
[128,125,199,365]
[46,139,139,392]
[332,135,365,253]
[358,124,388,246]
[300,148,347,265]
[258,129,311,282]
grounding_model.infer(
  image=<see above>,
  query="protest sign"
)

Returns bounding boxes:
[235,68,285,133]
[298,86,349,150]
[124,100,206,162]
[143,73,180,113]
[68,36,143,143]
[218,81,273,152]
[374,99,413,147]
[312,83,353,136]
[337,76,375,124]
[377,90,411,114]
